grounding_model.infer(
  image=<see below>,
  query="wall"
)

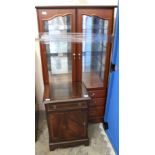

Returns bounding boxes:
[35,40,44,110]
[35,10,44,109]
[35,0,118,110]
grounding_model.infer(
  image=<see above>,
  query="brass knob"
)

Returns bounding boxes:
[78,53,81,59]
[92,93,95,97]
[73,53,76,60]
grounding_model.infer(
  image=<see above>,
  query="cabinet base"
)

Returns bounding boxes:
[49,138,89,151]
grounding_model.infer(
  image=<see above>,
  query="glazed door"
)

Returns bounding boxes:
[77,9,114,89]
[37,9,76,85]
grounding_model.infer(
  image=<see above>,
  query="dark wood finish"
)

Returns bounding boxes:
[89,116,103,123]
[76,8,114,123]
[82,71,104,89]
[89,106,105,117]
[88,90,107,122]
[44,82,90,102]
[90,98,106,107]
[44,82,91,151]
[89,99,106,122]
[46,102,87,112]
[36,6,115,137]
[47,109,87,141]
[35,6,117,9]
[88,89,107,122]
[49,139,89,151]
[43,84,50,100]
[88,89,106,98]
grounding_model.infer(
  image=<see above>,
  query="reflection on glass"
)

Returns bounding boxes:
[44,15,72,85]
[82,15,109,88]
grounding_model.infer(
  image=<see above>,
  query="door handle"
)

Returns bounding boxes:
[78,53,81,60]
[73,53,76,60]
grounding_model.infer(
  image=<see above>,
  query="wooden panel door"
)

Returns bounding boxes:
[77,8,114,89]
[37,9,76,85]
[47,110,87,142]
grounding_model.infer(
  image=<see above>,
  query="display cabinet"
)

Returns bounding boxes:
[36,6,116,150]
[36,6,115,123]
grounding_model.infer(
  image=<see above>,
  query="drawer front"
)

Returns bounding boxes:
[89,106,105,117]
[90,98,106,107]
[88,90,106,98]
[46,101,88,112]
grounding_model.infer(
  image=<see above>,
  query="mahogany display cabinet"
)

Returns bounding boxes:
[36,6,116,150]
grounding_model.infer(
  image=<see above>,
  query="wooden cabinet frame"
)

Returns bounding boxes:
[36,6,115,88]
[37,9,76,84]
[36,6,116,123]
[77,8,114,89]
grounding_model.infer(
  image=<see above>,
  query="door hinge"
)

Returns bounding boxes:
[111,63,117,72]
[103,121,109,130]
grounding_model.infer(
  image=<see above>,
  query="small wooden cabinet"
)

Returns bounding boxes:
[44,82,91,150]
[88,89,106,122]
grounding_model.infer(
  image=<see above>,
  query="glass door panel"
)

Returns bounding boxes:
[44,15,72,85]
[82,15,109,88]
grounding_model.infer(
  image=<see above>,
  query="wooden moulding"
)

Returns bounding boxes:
[49,138,89,151]
[35,6,117,9]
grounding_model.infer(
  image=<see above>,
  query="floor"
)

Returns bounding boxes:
[35,111,115,155]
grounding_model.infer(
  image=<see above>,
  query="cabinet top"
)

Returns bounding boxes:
[35,5,117,9]
[43,82,91,103]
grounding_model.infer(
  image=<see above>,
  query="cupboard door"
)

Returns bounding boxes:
[47,110,87,142]
[77,9,114,89]
[37,9,76,84]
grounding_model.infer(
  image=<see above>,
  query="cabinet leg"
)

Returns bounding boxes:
[49,145,56,151]
[84,140,89,146]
